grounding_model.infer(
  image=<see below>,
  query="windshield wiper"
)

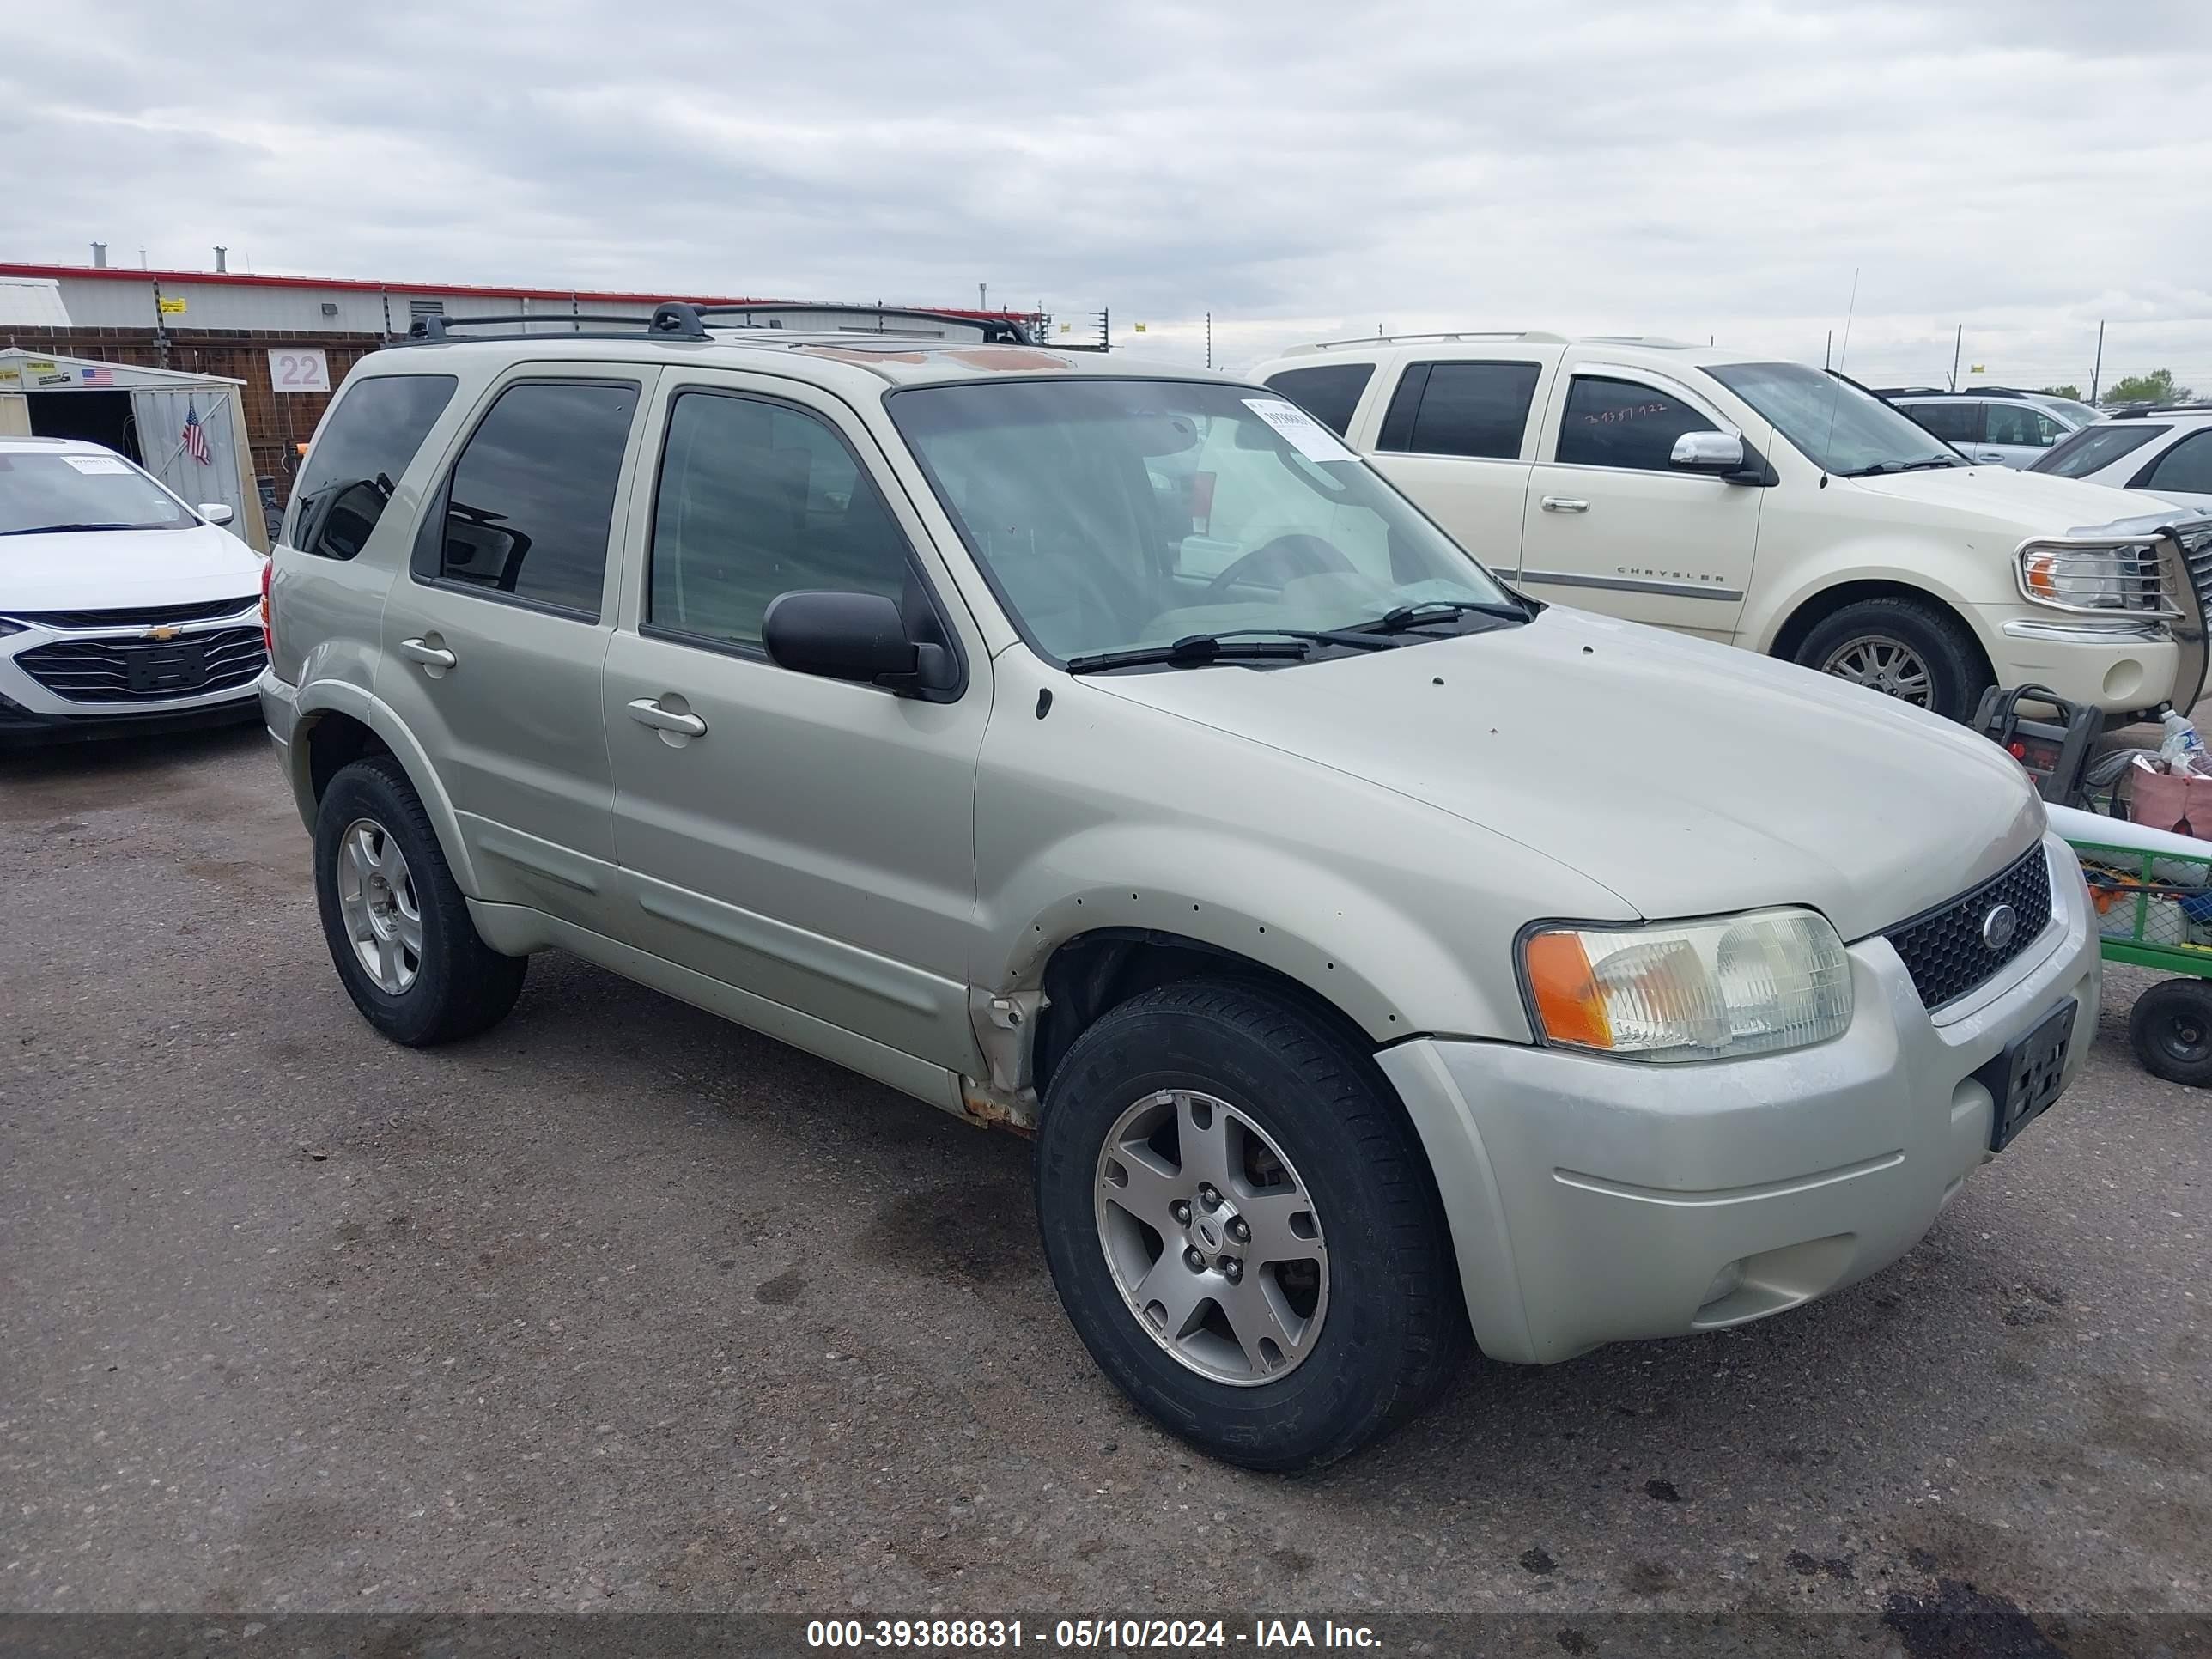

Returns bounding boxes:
[1358,598,1527,634]
[1065,628,1390,675]
[0,521,147,536]
[1838,457,1962,477]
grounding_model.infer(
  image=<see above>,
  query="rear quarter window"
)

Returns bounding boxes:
[1261,363,1375,439]
[288,374,459,560]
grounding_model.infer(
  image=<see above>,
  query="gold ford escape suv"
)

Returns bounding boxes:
[258,302,2100,1469]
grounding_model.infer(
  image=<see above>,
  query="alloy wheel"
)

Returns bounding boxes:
[1820,635,1935,706]
[1093,1088,1328,1386]
[335,817,422,994]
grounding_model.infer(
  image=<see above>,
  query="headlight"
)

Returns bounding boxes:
[2016,540,2168,614]
[1520,908,1852,1062]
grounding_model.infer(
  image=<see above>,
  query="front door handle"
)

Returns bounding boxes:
[628,698,707,738]
[1540,496,1591,514]
[397,637,456,672]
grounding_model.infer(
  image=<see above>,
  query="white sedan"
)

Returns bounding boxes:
[0,436,268,744]
[2031,408,2212,514]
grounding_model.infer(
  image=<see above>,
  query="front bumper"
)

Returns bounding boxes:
[0,605,269,738]
[1980,606,2181,711]
[1378,831,2100,1365]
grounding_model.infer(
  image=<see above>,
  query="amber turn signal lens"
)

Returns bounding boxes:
[1523,930,1612,1050]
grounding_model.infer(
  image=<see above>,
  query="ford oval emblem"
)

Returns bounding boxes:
[1981,902,2019,951]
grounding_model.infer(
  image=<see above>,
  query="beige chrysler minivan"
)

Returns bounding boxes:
[260,304,2098,1468]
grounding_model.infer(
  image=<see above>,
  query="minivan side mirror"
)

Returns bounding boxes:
[198,502,235,526]
[1668,432,1747,475]
[762,590,957,697]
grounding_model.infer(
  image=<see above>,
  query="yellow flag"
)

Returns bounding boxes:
[1133,322,1147,333]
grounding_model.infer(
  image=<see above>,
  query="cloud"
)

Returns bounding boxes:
[5,0,2207,388]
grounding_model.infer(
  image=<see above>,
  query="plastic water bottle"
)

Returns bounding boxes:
[2160,708,2211,775]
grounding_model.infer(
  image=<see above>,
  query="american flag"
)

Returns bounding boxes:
[182,402,211,465]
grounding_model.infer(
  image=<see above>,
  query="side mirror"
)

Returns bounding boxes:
[762,590,957,696]
[1669,432,1746,475]
[198,502,235,526]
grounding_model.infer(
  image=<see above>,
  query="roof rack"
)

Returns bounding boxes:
[402,300,1033,347]
[1872,386,1948,397]
[2112,402,2212,419]
[1285,330,1570,356]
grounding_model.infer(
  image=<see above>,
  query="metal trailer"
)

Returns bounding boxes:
[2069,834,2212,1086]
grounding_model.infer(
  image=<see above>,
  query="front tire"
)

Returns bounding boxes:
[1794,596,1991,723]
[313,754,526,1047]
[1034,979,1467,1471]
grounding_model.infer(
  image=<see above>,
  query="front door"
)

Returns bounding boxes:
[600,372,990,1073]
[378,365,654,933]
[1516,368,1765,642]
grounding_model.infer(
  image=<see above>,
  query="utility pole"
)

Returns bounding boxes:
[1206,311,1212,370]
[2091,319,2106,404]
[1825,330,1832,370]
[1948,324,1962,392]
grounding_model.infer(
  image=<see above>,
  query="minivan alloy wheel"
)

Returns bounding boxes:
[1820,635,1935,706]
[335,817,422,994]
[1094,1087,1328,1385]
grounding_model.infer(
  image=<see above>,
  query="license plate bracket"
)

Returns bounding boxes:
[125,642,208,695]
[1977,998,2076,1152]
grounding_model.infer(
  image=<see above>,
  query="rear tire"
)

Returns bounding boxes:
[2129,978,2212,1088]
[1794,596,1991,723]
[313,754,526,1047]
[1034,978,1468,1471]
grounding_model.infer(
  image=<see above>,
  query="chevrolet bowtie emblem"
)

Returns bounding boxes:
[144,625,181,642]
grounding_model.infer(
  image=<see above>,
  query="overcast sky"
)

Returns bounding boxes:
[8,0,2209,391]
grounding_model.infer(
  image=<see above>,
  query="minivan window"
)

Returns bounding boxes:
[649,391,914,650]
[1986,403,2061,448]
[1261,364,1374,439]
[1901,401,1983,445]
[1379,362,1541,459]
[2143,430,2212,495]
[1708,362,1964,476]
[1554,376,1717,471]
[421,380,636,618]
[289,374,456,560]
[2030,422,2165,478]
[889,378,1514,665]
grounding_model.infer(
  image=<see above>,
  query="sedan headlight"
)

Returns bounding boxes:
[1520,908,1852,1062]
[2016,539,2170,615]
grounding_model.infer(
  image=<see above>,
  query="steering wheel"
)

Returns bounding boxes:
[1203,533,1359,601]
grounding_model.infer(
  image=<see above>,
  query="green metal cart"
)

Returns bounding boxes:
[2069,834,2212,1086]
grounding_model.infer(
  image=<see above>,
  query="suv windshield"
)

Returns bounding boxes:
[1709,362,1964,477]
[2029,422,2168,478]
[888,378,1516,665]
[0,450,195,537]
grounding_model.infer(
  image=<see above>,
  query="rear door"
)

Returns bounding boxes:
[2133,428,2212,513]
[378,363,655,934]
[1900,398,1985,459]
[1361,353,1556,574]
[599,368,989,1073]
[1516,364,1763,642]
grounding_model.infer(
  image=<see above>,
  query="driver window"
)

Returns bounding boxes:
[1555,376,1717,471]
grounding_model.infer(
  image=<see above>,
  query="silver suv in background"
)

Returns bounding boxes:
[260,307,2098,1468]
[1881,387,2098,468]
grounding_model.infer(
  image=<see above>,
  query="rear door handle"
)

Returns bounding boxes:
[1540,496,1590,514]
[397,637,456,671]
[628,698,707,738]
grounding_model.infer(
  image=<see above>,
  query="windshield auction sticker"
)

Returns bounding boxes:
[1242,397,1357,465]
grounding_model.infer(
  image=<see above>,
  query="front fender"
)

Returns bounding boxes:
[1741,548,2001,663]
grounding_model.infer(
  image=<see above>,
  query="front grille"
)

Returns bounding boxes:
[15,626,266,704]
[3,596,258,631]
[1882,845,2053,1011]
[2181,524,2212,615]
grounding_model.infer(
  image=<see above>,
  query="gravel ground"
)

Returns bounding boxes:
[2,722,2207,1631]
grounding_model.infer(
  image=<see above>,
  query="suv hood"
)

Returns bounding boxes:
[1846,464,2193,537]
[1083,608,2043,940]
[0,523,263,615]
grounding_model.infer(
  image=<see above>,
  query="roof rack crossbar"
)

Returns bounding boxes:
[404,311,672,342]
[665,301,1034,345]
